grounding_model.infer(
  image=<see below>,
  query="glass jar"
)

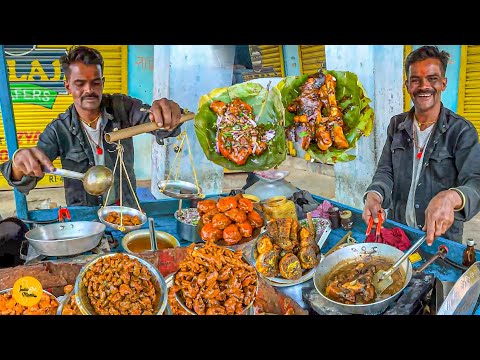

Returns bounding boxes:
[262,196,297,221]
[463,238,477,267]
[340,210,353,230]
[328,206,341,229]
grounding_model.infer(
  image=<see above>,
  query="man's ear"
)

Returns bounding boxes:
[64,79,71,94]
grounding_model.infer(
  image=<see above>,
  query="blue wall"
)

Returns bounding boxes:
[127,45,154,180]
[283,45,301,76]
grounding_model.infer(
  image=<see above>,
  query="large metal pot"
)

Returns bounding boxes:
[313,243,413,315]
[25,221,105,257]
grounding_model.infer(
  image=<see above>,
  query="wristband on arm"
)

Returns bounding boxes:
[449,187,466,212]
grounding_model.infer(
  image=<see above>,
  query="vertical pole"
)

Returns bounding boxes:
[0,45,28,219]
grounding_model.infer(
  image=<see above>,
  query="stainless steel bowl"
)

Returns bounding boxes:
[25,221,106,256]
[0,288,59,315]
[74,253,168,315]
[313,243,413,315]
[122,229,180,254]
[97,205,147,233]
[157,180,203,200]
[174,209,202,243]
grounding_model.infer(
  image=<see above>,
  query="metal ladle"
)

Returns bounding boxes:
[43,165,113,196]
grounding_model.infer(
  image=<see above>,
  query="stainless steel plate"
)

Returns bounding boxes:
[168,244,257,315]
[97,205,147,233]
[251,218,331,287]
[157,180,203,199]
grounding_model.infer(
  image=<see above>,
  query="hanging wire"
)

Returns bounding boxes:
[184,130,203,198]
[160,131,187,193]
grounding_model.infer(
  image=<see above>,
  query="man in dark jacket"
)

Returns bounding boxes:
[363,45,480,245]
[0,45,183,208]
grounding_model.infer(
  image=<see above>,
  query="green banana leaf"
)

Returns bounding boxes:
[194,82,287,171]
[276,70,375,164]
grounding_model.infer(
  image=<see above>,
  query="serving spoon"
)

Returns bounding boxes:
[43,165,113,196]
[372,234,427,295]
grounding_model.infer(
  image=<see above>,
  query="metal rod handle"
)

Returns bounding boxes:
[148,217,157,251]
[384,235,427,278]
[104,112,195,143]
[415,246,448,273]
[43,167,85,181]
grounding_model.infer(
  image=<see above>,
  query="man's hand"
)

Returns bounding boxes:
[149,98,182,131]
[11,148,54,181]
[362,192,385,225]
[423,190,463,246]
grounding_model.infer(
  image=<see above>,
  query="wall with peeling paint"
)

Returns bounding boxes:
[283,45,301,76]
[326,45,404,209]
[128,45,154,180]
[150,45,235,198]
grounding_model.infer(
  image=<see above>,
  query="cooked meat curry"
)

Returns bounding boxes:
[324,257,405,305]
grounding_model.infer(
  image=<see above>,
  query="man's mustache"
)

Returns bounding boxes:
[81,94,99,101]
[414,90,436,97]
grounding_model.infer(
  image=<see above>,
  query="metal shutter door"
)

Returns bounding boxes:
[256,45,285,77]
[403,45,413,112]
[299,45,326,75]
[458,45,480,137]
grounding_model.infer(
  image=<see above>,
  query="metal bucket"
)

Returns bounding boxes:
[313,243,413,315]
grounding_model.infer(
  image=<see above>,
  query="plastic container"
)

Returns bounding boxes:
[262,196,297,221]
[340,210,353,230]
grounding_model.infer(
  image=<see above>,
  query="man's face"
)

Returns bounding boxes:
[64,62,104,112]
[405,58,447,114]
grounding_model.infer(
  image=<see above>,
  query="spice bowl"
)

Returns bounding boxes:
[174,208,202,243]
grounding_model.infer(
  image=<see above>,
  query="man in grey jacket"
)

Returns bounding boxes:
[363,45,480,245]
[0,46,183,208]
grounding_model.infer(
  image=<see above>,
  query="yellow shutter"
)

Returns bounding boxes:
[457,45,480,137]
[256,45,285,77]
[403,45,412,112]
[0,45,127,189]
[299,45,326,75]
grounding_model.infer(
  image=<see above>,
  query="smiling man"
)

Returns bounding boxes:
[363,45,480,245]
[0,45,183,207]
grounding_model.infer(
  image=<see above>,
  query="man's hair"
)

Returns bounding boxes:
[60,45,104,78]
[405,45,450,77]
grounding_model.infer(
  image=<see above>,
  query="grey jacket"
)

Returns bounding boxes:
[0,94,181,208]
[366,104,480,243]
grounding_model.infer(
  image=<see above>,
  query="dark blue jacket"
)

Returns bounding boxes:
[366,104,480,243]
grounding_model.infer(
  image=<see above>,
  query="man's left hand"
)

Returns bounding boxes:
[149,98,182,131]
[423,190,463,246]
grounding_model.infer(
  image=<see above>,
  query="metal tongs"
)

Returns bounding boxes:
[366,210,383,242]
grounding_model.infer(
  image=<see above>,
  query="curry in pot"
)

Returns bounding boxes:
[324,257,405,304]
